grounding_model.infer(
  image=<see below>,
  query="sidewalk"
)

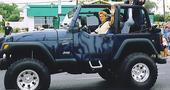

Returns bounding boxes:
[0,33,4,37]
[0,33,16,37]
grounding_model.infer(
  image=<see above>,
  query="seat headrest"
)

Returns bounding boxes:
[80,16,87,27]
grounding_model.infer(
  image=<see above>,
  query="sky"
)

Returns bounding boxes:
[0,0,166,4]
[0,0,75,4]
[0,0,169,14]
[0,0,76,8]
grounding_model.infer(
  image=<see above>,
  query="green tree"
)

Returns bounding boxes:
[144,0,157,13]
[165,13,170,22]
[154,14,164,22]
[0,3,20,21]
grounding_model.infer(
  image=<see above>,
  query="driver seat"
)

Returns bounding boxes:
[79,16,87,27]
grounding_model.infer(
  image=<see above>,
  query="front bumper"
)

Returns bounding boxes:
[0,58,8,70]
[0,49,9,70]
[0,49,4,58]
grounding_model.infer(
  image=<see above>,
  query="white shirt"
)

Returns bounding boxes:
[95,21,110,34]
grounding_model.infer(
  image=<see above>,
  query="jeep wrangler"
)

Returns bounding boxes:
[0,3,166,90]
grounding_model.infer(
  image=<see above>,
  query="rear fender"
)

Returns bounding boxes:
[113,38,158,60]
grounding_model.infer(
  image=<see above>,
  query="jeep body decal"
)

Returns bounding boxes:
[73,31,114,61]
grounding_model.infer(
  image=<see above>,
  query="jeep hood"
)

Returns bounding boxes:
[3,29,68,42]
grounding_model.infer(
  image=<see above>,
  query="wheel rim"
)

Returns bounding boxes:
[131,63,150,82]
[17,69,40,90]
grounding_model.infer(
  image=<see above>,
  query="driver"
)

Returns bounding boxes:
[92,5,116,34]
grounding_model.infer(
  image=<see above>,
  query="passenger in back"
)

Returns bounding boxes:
[121,0,134,33]
[121,0,146,33]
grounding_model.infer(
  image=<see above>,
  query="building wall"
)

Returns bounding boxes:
[9,6,35,31]
[10,3,75,31]
[23,6,35,31]
[26,4,75,31]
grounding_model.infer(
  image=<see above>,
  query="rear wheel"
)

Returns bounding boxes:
[4,58,51,90]
[120,53,157,89]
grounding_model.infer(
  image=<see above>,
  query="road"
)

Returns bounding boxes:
[0,58,169,90]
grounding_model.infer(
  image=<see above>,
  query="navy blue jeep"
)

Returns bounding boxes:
[0,4,166,90]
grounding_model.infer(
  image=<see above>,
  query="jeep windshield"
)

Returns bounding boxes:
[61,7,77,29]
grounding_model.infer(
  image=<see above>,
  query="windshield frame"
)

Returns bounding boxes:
[68,5,81,30]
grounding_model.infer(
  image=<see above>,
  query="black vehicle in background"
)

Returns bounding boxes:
[0,2,166,90]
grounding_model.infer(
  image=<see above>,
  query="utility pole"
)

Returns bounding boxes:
[163,0,165,18]
[76,0,78,5]
[58,0,62,15]
[57,0,62,29]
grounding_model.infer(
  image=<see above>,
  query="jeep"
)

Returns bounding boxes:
[0,3,166,90]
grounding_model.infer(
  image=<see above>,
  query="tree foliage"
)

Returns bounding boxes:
[154,13,170,22]
[0,3,20,21]
[144,0,157,13]
[154,14,164,22]
[165,13,170,22]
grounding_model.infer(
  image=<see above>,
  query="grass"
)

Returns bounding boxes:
[0,29,4,37]
[0,29,4,33]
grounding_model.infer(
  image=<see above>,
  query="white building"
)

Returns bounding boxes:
[4,0,77,31]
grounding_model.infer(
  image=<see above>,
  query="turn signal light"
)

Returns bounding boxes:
[3,44,9,49]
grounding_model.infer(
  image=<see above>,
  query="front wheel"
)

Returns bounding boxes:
[120,53,158,89]
[4,58,51,90]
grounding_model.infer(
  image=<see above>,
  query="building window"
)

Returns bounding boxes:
[34,16,54,29]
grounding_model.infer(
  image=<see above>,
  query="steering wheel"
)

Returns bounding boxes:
[81,25,91,34]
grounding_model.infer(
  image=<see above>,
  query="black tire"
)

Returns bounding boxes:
[120,53,157,89]
[4,58,51,90]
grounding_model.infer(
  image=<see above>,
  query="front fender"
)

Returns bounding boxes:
[0,42,56,70]
[1,42,55,62]
[113,38,158,60]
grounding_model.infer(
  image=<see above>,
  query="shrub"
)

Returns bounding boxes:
[165,13,170,22]
[154,14,164,22]
[13,28,20,33]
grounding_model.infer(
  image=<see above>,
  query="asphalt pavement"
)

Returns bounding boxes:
[0,57,169,90]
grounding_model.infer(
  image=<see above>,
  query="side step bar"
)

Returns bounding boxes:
[89,61,103,69]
